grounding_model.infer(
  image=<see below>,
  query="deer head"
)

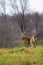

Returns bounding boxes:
[18,28,26,37]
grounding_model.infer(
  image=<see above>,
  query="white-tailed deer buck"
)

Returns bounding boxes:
[20,32,37,47]
[18,29,37,47]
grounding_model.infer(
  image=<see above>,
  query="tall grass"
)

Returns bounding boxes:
[0,45,43,65]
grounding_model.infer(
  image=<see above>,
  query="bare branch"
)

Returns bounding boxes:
[10,0,29,34]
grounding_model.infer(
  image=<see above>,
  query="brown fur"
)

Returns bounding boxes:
[22,36,37,47]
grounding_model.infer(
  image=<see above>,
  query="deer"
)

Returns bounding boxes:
[18,27,37,47]
[19,31,37,47]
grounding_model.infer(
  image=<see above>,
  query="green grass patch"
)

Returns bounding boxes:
[0,45,43,65]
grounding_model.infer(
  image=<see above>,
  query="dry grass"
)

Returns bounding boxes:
[0,45,43,65]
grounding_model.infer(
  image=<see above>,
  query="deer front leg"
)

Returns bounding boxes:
[30,39,33,47]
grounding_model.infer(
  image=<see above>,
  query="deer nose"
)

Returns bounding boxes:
[21,33,24,37]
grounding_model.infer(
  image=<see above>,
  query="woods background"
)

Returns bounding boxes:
[0,13,43,47]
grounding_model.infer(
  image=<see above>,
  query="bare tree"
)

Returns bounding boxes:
[0,0,7,23]
[0,0,6,15]
[34,13,41,36]
[10,0,29,34]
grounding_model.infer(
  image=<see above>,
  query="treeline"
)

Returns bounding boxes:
[0,12,43,47]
